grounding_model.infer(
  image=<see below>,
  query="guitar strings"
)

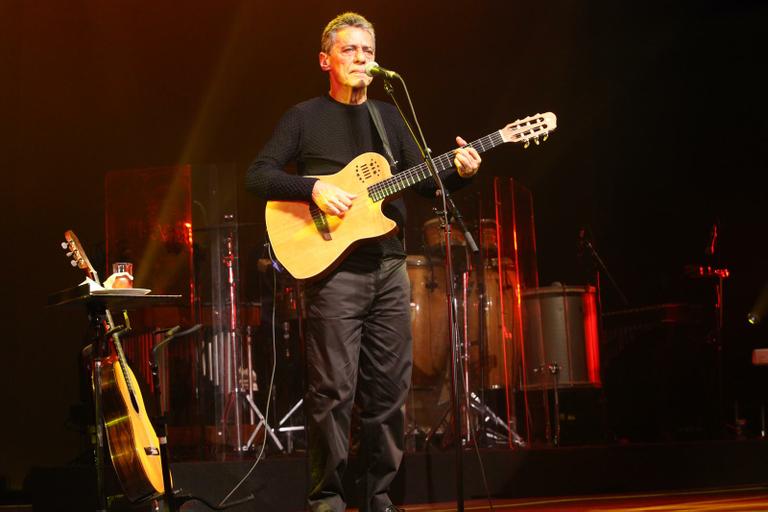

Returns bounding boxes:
[367,130,505,200]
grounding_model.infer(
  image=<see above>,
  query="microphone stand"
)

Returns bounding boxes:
[379,75,477,512]
[580,231,629,308]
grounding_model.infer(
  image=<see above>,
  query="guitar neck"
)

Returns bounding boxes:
[104,309,139,405]
[368,130,505,202]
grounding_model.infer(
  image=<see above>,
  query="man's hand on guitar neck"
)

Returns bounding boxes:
[454,136,482,178]
[312,180,357,217]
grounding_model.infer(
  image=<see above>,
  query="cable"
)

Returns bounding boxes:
[217,244,280,507]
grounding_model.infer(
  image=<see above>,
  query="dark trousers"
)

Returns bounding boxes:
[304,257,412,512]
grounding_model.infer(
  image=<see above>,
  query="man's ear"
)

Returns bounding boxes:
[319,52,331,71]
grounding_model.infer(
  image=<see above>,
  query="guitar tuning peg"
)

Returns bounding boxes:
[543,133,549,142]
[66,251,73,258]
[523,140,530,149]
[70,260,78,267]
[61,242,69,250]
[533,136,540,145]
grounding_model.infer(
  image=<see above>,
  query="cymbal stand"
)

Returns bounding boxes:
[150,324,254,511]
[217,233,244,450]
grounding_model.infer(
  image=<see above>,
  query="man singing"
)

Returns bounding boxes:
[246,12,481,512]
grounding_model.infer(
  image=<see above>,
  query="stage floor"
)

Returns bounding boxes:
[370,486,768,511]
[8,485,768,511]
[18,440,768,511]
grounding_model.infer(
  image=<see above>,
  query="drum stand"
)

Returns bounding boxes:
[469,392,526,446]
[462,215,525,449]
[240,324,285,454]
[242,260,306,453]
[532,363,563,446]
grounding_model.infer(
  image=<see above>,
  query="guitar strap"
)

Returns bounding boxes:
[366,100,398,171]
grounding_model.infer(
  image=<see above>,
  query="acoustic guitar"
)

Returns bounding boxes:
[265,112,557,280]
[63,230,165,501]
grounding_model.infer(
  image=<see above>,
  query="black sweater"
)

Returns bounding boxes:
[246,94,466,268]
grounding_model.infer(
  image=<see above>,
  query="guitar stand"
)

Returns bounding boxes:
[86,306,119,512]
[82,304,132,511]
[150,325,255,511]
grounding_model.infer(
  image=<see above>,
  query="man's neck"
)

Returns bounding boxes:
[329,84,367,105]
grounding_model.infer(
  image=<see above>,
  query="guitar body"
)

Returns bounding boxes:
[266,152,397,279]
[99,355,164,501]
[264,113,557,279]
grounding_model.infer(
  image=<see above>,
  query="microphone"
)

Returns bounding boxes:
[364,61,400,79]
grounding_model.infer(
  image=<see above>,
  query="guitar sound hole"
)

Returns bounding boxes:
[355,160,382,183]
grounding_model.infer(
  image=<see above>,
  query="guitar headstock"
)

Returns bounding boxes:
[500,112,557,148]
[62,230,100,283]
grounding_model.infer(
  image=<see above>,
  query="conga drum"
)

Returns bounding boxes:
[422,218,466,259]
[406,255,451,436]
[406,255,449,388]
[520,285,601,390]
[467,257,520,390]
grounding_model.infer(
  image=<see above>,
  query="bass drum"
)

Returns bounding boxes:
[406,255,449,388]
[468,257,520,390]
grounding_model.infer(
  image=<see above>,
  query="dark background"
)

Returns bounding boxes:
[2,0,766,491]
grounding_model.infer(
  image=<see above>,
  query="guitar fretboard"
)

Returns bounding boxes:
[367,130,505,202]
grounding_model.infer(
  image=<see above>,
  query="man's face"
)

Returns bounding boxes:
[320,26,375,90]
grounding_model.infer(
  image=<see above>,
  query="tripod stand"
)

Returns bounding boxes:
[216,232,282,453]
[242,250,307,453]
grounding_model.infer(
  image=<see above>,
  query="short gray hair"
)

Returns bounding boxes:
[320,12,375,54]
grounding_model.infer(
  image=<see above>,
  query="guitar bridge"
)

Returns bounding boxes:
[144,446,160,456]
[310,205,332,241]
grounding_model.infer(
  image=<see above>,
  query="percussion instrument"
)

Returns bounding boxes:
[521,285,601,390]
[467,257,520,390]
[406,255,450,387]
[422,218,466,258]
